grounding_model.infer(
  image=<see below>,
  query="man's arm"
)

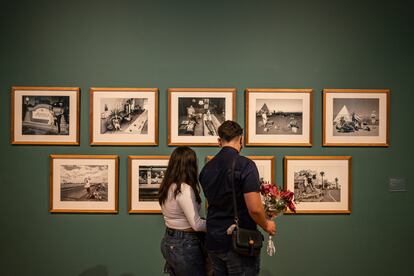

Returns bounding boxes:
[244,191,276,235]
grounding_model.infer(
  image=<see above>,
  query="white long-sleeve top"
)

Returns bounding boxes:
[161,183,206,232]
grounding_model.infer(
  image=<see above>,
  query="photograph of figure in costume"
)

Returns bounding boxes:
[255,99,303,135]
[332,98,379,136]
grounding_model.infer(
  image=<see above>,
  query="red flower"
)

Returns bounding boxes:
[281,190,294,202]
[260,183,272,194]
[269,185,279,198]
[260,183,297,213]
[288,201,296,213]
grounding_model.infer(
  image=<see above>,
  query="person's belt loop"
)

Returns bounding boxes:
[166,227,197,239]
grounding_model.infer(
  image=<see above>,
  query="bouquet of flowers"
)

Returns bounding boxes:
[260,183,296,256]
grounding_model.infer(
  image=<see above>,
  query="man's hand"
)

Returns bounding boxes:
[264,220,276,235]
[244,192,277,235]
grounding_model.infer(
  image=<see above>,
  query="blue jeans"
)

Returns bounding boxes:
[161,228,207,276]
[208,248,260,276]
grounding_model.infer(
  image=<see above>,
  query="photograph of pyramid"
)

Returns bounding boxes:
[255,99,303,135]
[332,98,379,136]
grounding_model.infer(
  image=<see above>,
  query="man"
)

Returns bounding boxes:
[199,120,276,276]
[52,102,64,134]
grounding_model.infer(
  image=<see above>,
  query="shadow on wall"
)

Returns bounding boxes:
[78,265,108,276]
[78,265,135,276]
[261,269,275,276]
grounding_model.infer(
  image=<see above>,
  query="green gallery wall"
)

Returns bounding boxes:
[1,0,413,275]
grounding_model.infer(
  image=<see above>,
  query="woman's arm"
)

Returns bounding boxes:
[176,184,207,232]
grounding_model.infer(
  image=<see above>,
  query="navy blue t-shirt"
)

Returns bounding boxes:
[199,147,261,252]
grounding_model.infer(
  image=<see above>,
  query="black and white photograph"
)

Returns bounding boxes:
[60,165,108,202]
[178,97,225,136]
[323,89,390,146]
[12,87,80,145]
[22,96,70,135]
[168,88,236,146]
[90,88,158,145]
[100,97,148,135]
[129,156,170,213]
[332,98,379,136]
[138,165,167,201]
[293,169,341,203]
[50,155,119,213]
[246,89,313,146]
[256,99,303,135]
[284,156,351,214]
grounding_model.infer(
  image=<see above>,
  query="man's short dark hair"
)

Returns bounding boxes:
[218,121,243,142]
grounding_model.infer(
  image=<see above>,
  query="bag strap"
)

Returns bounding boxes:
[230,156,239,225]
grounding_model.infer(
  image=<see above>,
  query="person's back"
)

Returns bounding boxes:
[158,146,208,276]
[199,120,276,276]
[200,149,259,251]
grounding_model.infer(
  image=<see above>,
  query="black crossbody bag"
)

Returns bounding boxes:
[229,157,264,256]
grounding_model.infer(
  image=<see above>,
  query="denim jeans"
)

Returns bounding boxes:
[161,228,207,276]
[208,248,260,276]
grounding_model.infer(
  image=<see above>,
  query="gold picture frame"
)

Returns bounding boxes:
[90,87,159,146]
[128,155,170,214]
[168,88,236,146]
[50,155,119,213]
[323,89,390,147]
[11,86,80,145]
[245,88,313,147]
[284,156,352,214]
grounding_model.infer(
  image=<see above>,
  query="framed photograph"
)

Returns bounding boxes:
[50,155,119,213]
[206,155,274,184]
[90,87,158,145]
[284,156,352,214]
[323,89,390,147]
[245,88,313,146]
[168,88,236,146]
[128,156,169,213]
[11,86,80,145]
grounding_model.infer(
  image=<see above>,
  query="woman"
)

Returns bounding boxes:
[159,146,207,276]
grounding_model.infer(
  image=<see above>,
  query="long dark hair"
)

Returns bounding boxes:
[158,146,201,205]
